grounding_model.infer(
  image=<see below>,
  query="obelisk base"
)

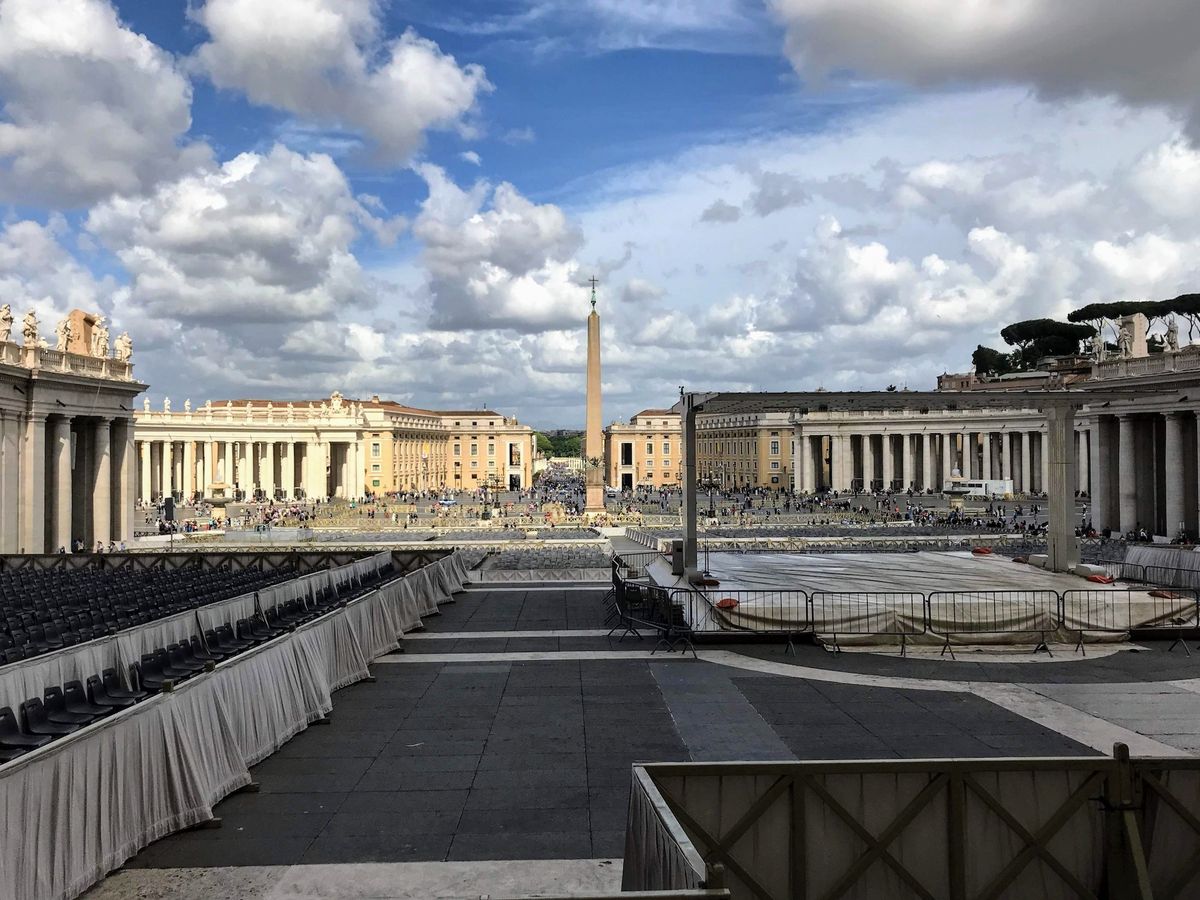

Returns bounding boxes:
[584,468,606,516]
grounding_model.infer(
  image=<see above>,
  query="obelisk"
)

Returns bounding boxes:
[584,278,605,515]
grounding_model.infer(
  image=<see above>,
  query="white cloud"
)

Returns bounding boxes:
[413,164,585,332]
[86,144,397,324]
[192,0,491,163]
[0,217,115,324]
[460,150,482,166]
[699,198,741,223]
[0,0,206,205]
[746,169,810,216]
[621,277,665,305]
[769,0,1200,138]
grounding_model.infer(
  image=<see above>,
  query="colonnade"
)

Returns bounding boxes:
[1088,411,1200,538]
[135,438,363,503]
[0,412,135,553]
[793,428,1092,497]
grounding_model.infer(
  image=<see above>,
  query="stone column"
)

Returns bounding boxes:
[1019,432,1031,494]
[1076,430,1089,496]
[280,441,294,500]
[920,433,932,492]
[223,441,233,484]
[119,420,136,542]
[941,433,953,486]
[349,439,361,498]
[1040,430,1049,494]
[1165,413,1185,538]
[182,439,195,501]
[0,412,19,553]
[981,432,992,482]
[861,433,874,491]
[900,434,913,490]
[92,419,112,546]
[1045,406,1080,572]
[50,416,72,552]
[20,413,47,553]
[1118,415,1137,534]
[260,441,276,498]
[1089,418,1108,531]
[170,441,181,498]
[1000,432,1012,483]
[139,440,151,503]
[881,434,894,491]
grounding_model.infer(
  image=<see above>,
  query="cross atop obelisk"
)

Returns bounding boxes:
[584,276,605,514]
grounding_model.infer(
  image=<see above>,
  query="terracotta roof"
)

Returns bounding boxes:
[632,408,678,418]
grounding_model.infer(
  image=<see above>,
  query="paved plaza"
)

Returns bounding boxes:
[84,581,1200,899]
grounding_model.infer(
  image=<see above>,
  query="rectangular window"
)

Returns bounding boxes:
[371,464,381,473]
[646,441,653,455]
[770,440,780,455]
[663,458,670,469]
[453,443,461,456]
[488,443,495,455]
[621,443,633,466]
[372,479,381,487]
[471,460,478,468]
[646,459,654,468]
[771,461,780,470]
[663,441,670,455]
[470,443,478,456]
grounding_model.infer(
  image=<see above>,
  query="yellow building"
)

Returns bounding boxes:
[696,411,793,489]
[133,392,536,501]
[604,410,682,490]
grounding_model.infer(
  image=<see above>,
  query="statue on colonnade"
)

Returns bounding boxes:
[143,396,151,413]
[114,332,133,362]
[0,305,12,343]
[54,317,73,352]
[163,397,171,413]
[1167,317,1180,353]
[91,316,109,357]
[1117,324,1133,358]
[184,399,192,414]
[22,310,38,346]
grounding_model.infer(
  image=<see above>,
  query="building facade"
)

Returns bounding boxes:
[132,393,535,502]
[604,410,682,490]
[0,313,145,553]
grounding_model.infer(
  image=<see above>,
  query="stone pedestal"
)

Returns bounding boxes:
[585,467,605,516]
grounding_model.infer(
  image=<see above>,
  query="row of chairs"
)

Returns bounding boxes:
[0,670,147,762]
[0,564,397,763]
[1,564,298,664]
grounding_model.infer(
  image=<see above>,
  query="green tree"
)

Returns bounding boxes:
[999,318,1094,368]
[972,345,1013,376]
[1067,300,1159,346]
[534,432,554,455]
[1154,293,1200,340]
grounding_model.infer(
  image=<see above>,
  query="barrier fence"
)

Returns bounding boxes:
[608,562,1200,654]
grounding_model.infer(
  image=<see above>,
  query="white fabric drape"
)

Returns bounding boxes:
[0,551,467,900]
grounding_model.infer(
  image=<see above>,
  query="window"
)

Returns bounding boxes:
[471,460,478,468]
[371,442,381,457]
[372,479,381,487]
[453,443,461,457]
[488,443,495,456]
[663,458,670,469]
[621,443,633,466]
[771,461,780,470]
[646,441,653,455]
[663,441,670,455]
[470,443,478,456]
[770,440,780,455]
[371,464,381,473]
[646,459,654,468]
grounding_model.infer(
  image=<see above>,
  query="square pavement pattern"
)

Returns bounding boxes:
[121,589,1093,869]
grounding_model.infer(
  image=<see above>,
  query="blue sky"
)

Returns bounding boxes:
[2,0,1199,428]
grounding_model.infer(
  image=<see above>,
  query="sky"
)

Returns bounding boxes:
[1,1,1199,429]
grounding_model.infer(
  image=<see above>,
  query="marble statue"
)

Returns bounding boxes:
[54,317,72,352]
[330,391,344,412]
[1089,336,1104,362]
[1167,317,1180,353]
[114,332,133,362]
[226,400,234,421]
[22,310,38,347]
[0,304,11,343]
[1117,324,1133,359]
[245,401,253,418]
[143,396,151,413]
[287,401,295,423]
[184,399,191,414]
[163,397,171,413]
[91,317,110,358]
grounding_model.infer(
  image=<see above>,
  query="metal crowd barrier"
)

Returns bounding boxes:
[928,589,1060,657]
[810,591,927,656]
[1065,587,1200,654]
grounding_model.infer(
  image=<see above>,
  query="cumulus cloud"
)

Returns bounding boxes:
[192,0,491,163]
[413,164,586,332]
[769,0,1200,138]
[0,0,206,206]
[699,199,741,223]
[620,277,665,305]
[746,169,810,216]
[86,144,397,324]
[0,217,115,322]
